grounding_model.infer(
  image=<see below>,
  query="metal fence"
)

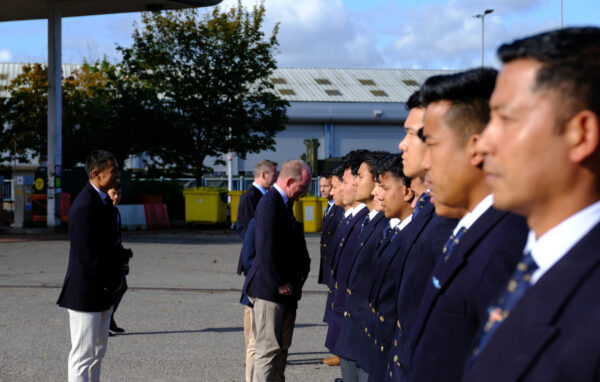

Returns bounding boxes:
[199,176,321,197]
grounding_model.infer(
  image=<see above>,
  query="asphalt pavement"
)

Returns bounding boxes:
[0,229,342,382]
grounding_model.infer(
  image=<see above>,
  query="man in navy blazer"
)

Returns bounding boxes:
[395,69,529,382]
[463,27,600,382]
[235,159,277,382]
[57,150,122,382]
[318,172,344,285]
[334,152,389,381]
[242,159,311,382]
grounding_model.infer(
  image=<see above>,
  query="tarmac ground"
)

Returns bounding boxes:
[0,229,342,382]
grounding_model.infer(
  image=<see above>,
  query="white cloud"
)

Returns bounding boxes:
[0,49,11,61]
[218,0,384,67]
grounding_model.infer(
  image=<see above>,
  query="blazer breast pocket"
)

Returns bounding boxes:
[435,294,468,317]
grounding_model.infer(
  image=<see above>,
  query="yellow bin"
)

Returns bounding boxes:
[293,198,303,223]
[319,197,329,217]
[301,196,323,233]
[183,187,227,223]
[228,190,244,224]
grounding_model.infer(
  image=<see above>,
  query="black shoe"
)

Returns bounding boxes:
[110,319,125,333]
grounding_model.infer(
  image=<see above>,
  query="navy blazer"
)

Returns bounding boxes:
[405,208,528,382]
[323,211,351,323]
[462,221,600,382]
[385,214,459,382]
[239,218,257,307]
[242,189,310,307]
[57,182,121,312]
[319,205,345,285]
[334,212,389,363]
[324,206,370,351]
[236,185,264,275]
[365,202,436,381]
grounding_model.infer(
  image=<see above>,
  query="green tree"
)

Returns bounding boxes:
[1,61,162,167]
[118,1,288,183]
[1,63,48,163]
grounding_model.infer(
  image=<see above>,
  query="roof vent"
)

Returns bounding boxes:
[315,78,332,85]
[271,77,288,84]
[278,88,296,95]
[358,79,376,86]
[325,89,342,96]
[370,90,388,97]
[402,79,419,86]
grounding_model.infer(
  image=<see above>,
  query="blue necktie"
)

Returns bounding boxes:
[360,215,371,233]
[412,193,431,218]
[468,251,538,363]
[442,226,468,261]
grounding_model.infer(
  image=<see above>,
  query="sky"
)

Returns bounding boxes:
[0,0,599,70]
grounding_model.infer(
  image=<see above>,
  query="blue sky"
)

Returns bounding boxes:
[1,0,599,69]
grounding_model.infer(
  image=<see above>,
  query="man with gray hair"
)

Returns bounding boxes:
[242,159,312,381]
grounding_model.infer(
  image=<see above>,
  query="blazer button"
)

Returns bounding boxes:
[380,315,384,322]
[380,346,385,352]
[347,288,351,295]
[394,355,398,362]
[397,320,402,329]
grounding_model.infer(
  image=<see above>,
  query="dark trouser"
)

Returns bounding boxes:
[112,276,128,317]
[341,357,369,382]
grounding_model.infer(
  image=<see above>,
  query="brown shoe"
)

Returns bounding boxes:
[322,355,340,366]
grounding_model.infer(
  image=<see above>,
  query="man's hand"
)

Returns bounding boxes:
[278,283,293,295]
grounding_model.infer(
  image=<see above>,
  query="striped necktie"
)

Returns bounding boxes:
[442,226,468,261]
[468,251,538,363]
[412,193,431,218]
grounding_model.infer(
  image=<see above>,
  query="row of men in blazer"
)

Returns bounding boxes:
[318,27,600,382]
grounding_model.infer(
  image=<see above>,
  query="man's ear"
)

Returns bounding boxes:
[90,168,99,179]
[564,110,600,164]
[467,134,485,167]
[403,185,415,202]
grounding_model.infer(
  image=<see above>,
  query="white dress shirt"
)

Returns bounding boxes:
[90,182,108,204]
[527,200,600,284]
[352,203,368,217]
[452,194,494,236]
[272,183,289,206]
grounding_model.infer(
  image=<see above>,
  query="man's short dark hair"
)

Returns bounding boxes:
[375,154,411,188]
[342,150,370,175]
[406,89,424,110]
[329,164,346,181]
[85,150,117,179]
[362,151,390,181]
[498,27,600,126]
[419,68,498,142]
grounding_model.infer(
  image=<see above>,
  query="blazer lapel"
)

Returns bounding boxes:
[470,222,600,381]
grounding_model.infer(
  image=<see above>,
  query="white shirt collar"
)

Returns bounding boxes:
[453,194,494,235]
[344,207,354,218]
[368,209,380,220]
[389,217,401,229]
[398,213,413,231]
[252,181,268,195]
[272,183,289,205]
[527,200,600,284]
[352,203,367,217]
[90,181,108,204]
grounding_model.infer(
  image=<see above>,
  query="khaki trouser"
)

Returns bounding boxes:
[249,297,296,382]
[244,305,256,382]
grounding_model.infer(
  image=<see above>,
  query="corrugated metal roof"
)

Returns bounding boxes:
[269,68,456,103]
[1,64,453,103]
[0,62,81,98]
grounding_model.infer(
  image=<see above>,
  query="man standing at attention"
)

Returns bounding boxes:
[464,27,600,382]
[242,159,312,382]
[236,159,278,382]
[318,173,344,286]
[57,150,122,382]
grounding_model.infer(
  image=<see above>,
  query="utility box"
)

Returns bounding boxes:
[183,187,228,224]
[13,175,34,228]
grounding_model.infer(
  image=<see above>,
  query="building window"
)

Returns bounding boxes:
[370,90,388,97]
[358,79,376,86]
[315,78,332,85]
[325,89,342,96]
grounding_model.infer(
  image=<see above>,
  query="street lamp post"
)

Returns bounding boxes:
[474,9,494,67]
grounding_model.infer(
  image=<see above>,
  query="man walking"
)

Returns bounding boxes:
[242,159,312,382]
[57,150,122,382]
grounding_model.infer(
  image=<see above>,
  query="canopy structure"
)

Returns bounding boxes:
[0,0,222,21]
[2,0,223,227]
